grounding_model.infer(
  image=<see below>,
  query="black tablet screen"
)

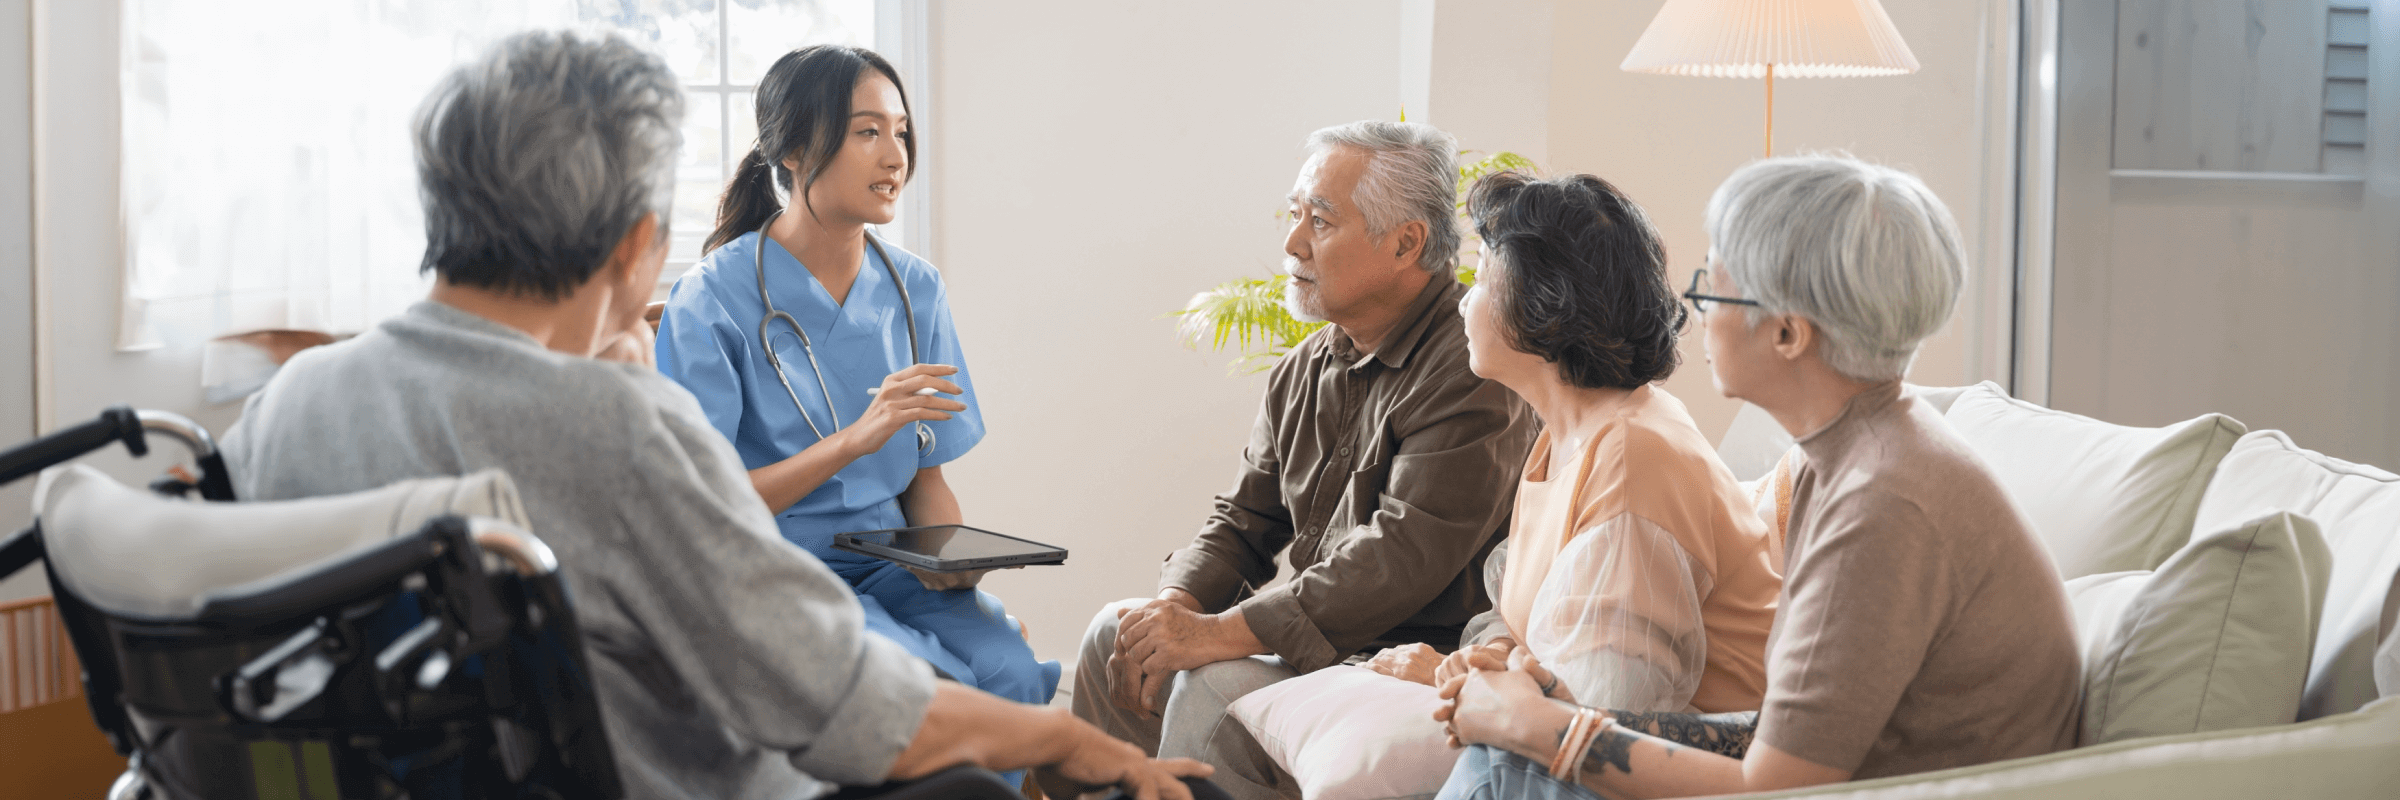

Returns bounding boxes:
[852,526,1056,561]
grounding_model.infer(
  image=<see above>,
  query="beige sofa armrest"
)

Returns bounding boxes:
[1714,697,2400,800]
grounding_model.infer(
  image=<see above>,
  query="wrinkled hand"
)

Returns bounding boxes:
[1433,639,1516,689]
[1435,648,1557,751]
[1363,643,1444,686]
[838,364,965,459]
[1107,596,1234,717]
[1035,724,1214,800]
[906,565,994,591]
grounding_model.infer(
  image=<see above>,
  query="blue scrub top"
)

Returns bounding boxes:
[655,231,984,569]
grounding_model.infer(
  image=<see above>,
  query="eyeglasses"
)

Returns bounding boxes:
[1684,269,1760,315]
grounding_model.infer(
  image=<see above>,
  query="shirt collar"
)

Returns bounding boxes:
[1336,274,1460,370]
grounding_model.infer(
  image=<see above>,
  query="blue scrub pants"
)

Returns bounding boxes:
[841,560,1060,789]
[840,559,1062,705]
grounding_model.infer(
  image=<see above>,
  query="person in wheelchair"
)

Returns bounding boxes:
[219,29,1209,800]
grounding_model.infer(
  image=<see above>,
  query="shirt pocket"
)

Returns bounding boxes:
[1335,457,1389,536]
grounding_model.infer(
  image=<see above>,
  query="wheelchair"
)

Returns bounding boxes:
[1,409,1074,800]
[2,407,620,799]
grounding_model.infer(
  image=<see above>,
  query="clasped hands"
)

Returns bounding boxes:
[1364,639,1586,752]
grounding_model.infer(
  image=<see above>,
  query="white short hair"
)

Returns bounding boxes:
[1305,121,1460,273]
[1703,155,1964,382]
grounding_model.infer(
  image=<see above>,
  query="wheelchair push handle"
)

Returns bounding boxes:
[0,406,146,487]
[0,406,234,500]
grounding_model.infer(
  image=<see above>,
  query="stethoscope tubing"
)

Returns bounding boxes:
[752,210,933,454]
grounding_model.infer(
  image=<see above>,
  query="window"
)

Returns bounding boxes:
[120,0,911,351]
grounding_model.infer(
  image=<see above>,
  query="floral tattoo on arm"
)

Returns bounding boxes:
[1607,710,1759,759]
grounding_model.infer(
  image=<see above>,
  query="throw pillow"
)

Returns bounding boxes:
[2192,430,2400,719]
[2066,510,2332,745]
[1944,381,2245,579]
[1227,665,1459,800]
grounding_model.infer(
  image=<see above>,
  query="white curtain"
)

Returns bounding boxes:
[119,0,879,351]
[119,0,588,350]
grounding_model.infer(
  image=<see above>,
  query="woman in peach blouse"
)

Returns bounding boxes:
[1369,171,1782,719]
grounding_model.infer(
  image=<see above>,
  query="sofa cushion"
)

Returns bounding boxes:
[1228,665,1457,800]
[2065,511,2331,745]
[2193,430,2400,719]
[1943,382,2245,579]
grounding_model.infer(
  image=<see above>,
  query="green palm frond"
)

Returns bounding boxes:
[1455,150,1539,206]
[1172,275,1329,374]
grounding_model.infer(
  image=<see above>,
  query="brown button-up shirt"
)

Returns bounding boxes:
[1159,276,1538,673]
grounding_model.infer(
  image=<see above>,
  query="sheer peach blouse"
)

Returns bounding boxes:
[1497,385,1783,714]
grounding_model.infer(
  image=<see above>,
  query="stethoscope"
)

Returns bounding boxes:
[754,211,935,455]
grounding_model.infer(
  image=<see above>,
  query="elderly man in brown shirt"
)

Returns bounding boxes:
[1067,120,1536,800]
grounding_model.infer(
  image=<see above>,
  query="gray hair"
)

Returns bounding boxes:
[1305,121,1461,273]
[414,30,684,300]
[1703,155,1965,382]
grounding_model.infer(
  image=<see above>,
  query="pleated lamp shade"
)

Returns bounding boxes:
[1621,0,1920,78]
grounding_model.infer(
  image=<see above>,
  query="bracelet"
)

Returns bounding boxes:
[1566,714,1611,785]
[1547,707,1601,781]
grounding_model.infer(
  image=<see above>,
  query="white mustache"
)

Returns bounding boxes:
[1282,256,1309,281]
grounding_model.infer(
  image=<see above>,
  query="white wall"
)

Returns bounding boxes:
[1545,0,2018,441]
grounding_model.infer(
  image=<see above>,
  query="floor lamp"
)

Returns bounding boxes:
[1621,0,1921,158]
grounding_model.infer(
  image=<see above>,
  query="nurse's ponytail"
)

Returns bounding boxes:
[703,45,916,255]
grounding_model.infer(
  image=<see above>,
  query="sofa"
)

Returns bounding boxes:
[1709,381,2400,799]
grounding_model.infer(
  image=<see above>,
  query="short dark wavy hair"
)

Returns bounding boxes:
[1468,171,1684,390]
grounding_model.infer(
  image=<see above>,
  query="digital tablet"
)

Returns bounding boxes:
[832,525,1069,572]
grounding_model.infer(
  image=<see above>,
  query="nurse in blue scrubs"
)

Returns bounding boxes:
[655,44,1058,709]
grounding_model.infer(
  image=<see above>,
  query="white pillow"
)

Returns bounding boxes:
[2192,430,2400,719]
[1227,665,1459,800]
[1944,381,2245,579]
[2066,511,2331,745]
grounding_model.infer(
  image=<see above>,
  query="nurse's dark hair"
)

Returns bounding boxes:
[706,45,915,254]
[415,30,682,300]
[1467,171,1684,390]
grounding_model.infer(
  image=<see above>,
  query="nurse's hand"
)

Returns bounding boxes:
[837,364,966,459]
